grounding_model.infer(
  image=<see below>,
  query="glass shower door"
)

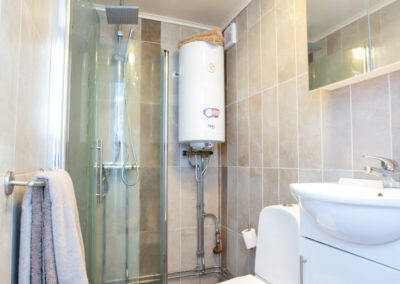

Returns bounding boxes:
[93,38,165,284]
[67,3,166,282]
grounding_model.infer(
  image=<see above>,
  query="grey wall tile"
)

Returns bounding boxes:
[249,93,263,167]
[321,87,352,170]
[262,88,279,167]
[278,79,298,168]
[390,71,400,162]
[141,18,161,43]
[248,22,261,95]
[351,75,391,170]
[238,100,249,166]
[237,167,250,232]
[261,10,277,90]
[298,76,322,169]
[249,168,263,230]
[279,169,298,204]
[236,32,249,101]
[299,170,322,183]
[263,168,279,206]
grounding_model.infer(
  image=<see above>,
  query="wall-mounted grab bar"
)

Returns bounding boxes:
[4,171,45,195]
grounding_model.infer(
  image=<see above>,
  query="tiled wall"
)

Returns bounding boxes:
[0,0,61,281]
[161,22,222,284]
[221,0,400,276]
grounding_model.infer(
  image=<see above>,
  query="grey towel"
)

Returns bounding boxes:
[31,186,43,284]
[36,170,88,284]
[30,180,58,284]
[20,170,88,284]
[42,178,57,284]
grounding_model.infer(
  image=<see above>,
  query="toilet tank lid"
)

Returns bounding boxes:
[255,204,300,283]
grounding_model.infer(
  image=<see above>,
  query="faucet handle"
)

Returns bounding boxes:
[363,155,399,172]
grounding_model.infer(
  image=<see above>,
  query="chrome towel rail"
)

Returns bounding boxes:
[4,171,45,196]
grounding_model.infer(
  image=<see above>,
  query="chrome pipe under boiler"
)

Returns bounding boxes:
[195,159,206,271]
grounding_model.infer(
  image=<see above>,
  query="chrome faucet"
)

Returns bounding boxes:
[364,155,400,188]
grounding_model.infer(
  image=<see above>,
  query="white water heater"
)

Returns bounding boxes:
[179,41,225,151]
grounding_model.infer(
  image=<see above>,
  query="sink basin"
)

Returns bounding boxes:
[290,181,400,245]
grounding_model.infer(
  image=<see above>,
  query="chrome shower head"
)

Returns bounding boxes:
[105,6,139,25]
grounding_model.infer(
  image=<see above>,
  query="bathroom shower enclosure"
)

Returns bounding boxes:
[66,0,168,283]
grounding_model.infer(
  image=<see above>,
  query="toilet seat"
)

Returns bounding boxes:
[219,274,265,284]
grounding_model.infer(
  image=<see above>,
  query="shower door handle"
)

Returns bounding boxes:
[96,139,103,204]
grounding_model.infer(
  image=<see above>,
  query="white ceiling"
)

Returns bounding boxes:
[92,0,251,29]
[308,0,394,42]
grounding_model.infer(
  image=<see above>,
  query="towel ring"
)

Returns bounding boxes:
[4,171,46,196]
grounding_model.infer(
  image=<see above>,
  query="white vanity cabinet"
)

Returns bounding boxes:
[301,238,400,284]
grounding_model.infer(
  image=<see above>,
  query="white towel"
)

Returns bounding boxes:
[19,169,89,284]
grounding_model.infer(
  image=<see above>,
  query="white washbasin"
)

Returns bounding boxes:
[290,180,400,245]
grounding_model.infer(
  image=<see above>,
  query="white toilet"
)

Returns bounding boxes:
[221,204,299,284]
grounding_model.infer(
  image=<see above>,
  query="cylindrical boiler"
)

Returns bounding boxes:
[178,41,225,151]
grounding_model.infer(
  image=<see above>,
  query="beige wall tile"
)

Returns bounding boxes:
[227,103,238,166]
[168,166,181,230]
[227,167,238,231]
[180,228,198,271]
[248,22,261,95]
[390,71,400,162]
[235,9,248,37]
[351,75,391,170]
[261,10,277,90]
[249,168,263,230]
[261,0,274,15]
[295,0,308,75]
[236,32,249,101]
[237,167,250,232]
[161,22,181,47]
[168,229,181,273]
[226,46,237,105]
[181,26,204,38]
[237,100,249,166]
[204,167,219,222]
[278,79,298,168]
[262,88,279,167]
[236,234,250,275]
[221,167,228,226]
[323,170,353,182]
[226,229,238,276]
[321,87,352,170]
[276,0,296,82]
[299,170,322,183]
[141,18,161,43]
[247,0,261,28]
[263,168,279,206]
[180,167,197,228]
[279,169,298,204]
[298,76,321,169]
[249,93,263,167]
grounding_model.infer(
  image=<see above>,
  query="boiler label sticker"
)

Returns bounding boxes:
[207,63,216,73]
[203,108,220,118]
